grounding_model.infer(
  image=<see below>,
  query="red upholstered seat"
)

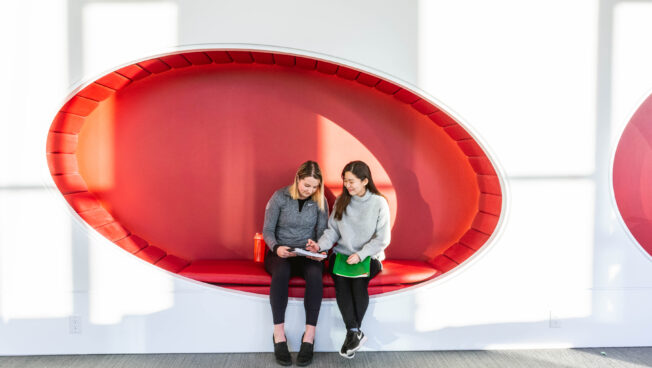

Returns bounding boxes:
[179,260,272,285]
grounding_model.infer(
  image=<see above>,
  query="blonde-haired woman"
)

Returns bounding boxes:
[263,160,328,366]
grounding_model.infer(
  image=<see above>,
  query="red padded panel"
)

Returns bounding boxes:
[376,80,400,94]
[479,193,502,215]
[116,64,151,81]
[52,174,88,195]
[156,255,190,273]
[316,61,338,74]
[444,124,472,140]
[160,54,191,68]
[47,153,78,175]
[64,192,101,213]
[136,246,166,263]
[206,51,233,63]
[96,72,131,90]
[50,112,85,134]
[296,57,316,70]
[469,157,497,175]
[457,139,484,157]
[472,212,499,235]
[370,260,438,285]
[179,260,272,285]
[47,132,78,154]
[459,229,490,250]
[77,83,115,102]
[77,207,114,228]
[138,59,171,74]
[275,54,296,67]
[431,255,458,273]
[444,243,475,264]
[116,235,148,253]
[95,221,129,242]
[412,99,438,115]
[336,66,359,80]
[478,175,501,195]
[429,111,457,127]
[251,52,274,64]
[183,52,212,65]
[228,51,254,63]
[394,89,420,104]
[356,73,380,87]
[60,96,99,117]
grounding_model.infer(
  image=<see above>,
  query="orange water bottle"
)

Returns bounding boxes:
[254,233,265,263]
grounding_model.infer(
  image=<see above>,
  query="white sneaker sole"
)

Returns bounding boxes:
[339,350,355,359]
[346,335,367,355]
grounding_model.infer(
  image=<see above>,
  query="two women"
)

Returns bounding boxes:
[263,160,390,365]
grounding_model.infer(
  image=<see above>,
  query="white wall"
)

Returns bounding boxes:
[2,0,652,354]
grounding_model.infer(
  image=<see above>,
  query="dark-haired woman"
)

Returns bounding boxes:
[309,160,391,359]
[263,160,329,366]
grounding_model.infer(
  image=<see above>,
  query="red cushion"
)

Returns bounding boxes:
[431,255,457,273]
[457,139,484,157]
[444,124,471,140]
[160,54,191,69]
[251,52,274,65]
[77,83,115,102]
[77,207,114,228]
[275,54,296,67]
[206,51,233,64]
[479,193,502,215]
[179,260,272,285]
[356,73,380,87]
[429,111,457,127]
[183,52,212,65]
[472,212,499,234]
[336,66,359,80]
[52,174,88,195]
[444,243,475,264]
[51,112,85,134]
[370,260,438,285]
[228,51,254,63]
[116,64,151,81]
[96,72,131,90]
[316,61,338,74]
[375,80,400,94]
[138,59,171,74]
[156,255,190,273]
[469,156,497,175]
[136,246,166,263]
[64,192,101,213]
[47,153,78,175]
[60,96,98,116]
[394,89,420,104]
[413,100,438,115]
[95,221,129,242]
[116,235,148,253]
[47,132,78,154]
[459,229,490,250]
[478,175,501,195]
[295,57,316,70]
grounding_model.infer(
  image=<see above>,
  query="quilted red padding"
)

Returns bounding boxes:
[394,89,420,104]
[52,174,87,195]
[60,96,99,117]
[316,61,338,74]
[457,139,484,157]
[228,51,254,63]
[47,133,77,154]
[184,52,212,65]
[251,52,274,64]
[160,54,191,68]
[116,65,151,81]
[356,73,380,87]
[336,66,359,80]
[371,260,438,285]
[472,212,499,235]
[376,80,400,94]
[479,193,502,215]
[50,112,85,134]
[156,255,190,273]
[469,157,497,175]
[478,175,501,195]
[77,83,115,102]
[115,235,148,254]
[95,222,129,242]
[206,51,233,63]
[77,207,114,228]
[459,229,490,250]
[412,100,438,115]
[296,57,317,70]
[429,111,457,127]
[444,124,472,140]
[275,54,296,67]
[430,255,458,273]
[136,246,166,263]
[96,73,131,90]
[179,260,272,285]
[444,243,475,264]
[64,192,101,213]
[47,153,78,175]
[138,59,171,74]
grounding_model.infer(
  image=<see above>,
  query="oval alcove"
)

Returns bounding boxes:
[613,92,652,259]
[46,47,504,297]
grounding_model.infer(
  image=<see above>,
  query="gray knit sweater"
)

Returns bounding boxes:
[317,190,391,261]
[263,186,329,251]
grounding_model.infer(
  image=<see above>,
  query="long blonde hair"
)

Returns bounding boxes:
[288,160,326,211]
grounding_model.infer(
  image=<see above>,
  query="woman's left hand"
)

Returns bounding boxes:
[347,253,361,264]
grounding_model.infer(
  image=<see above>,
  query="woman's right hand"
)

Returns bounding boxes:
[276,246,296,258]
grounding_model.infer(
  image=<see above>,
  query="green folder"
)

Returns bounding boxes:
[332,253,371,278]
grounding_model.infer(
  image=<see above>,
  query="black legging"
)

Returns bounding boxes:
[264,250,324,326]
[328,253,382,330]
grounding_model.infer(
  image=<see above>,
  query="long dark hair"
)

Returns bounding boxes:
[333,160,385,220]
[288,160,326,211]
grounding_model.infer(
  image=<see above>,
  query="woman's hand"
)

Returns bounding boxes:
[347,253,361,264]
[307,252,327,262]
[305,239,319,253]
[276,246,296,258]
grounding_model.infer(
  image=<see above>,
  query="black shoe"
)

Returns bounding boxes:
[273,334,292,366]
[339,330,355,359]
[346,330,367,355]
[296,333,314,366]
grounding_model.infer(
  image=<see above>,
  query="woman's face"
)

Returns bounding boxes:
[297,176,320,199]
[343,171,368,197]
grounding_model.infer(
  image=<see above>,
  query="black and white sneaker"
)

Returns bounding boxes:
[346,330,367,355]
[339,331,356,359]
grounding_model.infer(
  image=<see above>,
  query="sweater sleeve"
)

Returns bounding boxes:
[315,198,329,241]
[262,191,282,252]
[356,198,391,260]
[317,210,341,252]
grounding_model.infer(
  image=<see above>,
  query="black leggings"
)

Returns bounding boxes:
[328,253,382,330]
[264,250,324,326]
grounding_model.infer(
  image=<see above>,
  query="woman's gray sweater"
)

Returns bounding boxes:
[263,186,329,251]
[317,190,391,261]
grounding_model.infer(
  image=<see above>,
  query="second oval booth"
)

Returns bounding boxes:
[46,47,504,298]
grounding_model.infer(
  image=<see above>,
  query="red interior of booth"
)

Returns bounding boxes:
[46,50,503,297]
[614,93,652,257]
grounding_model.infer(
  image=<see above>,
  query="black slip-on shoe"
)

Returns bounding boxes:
[346,330,367,355]
[339,330,355,359]
[296,333,314,366]
[273,335,292,366]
